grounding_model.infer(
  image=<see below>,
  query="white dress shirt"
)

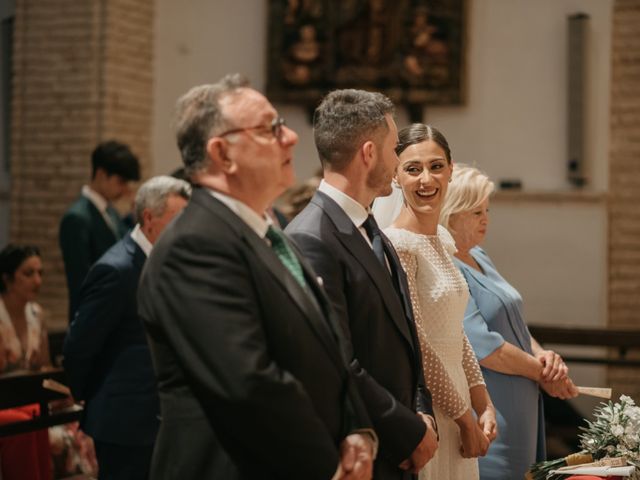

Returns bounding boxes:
[317,180,373,247]
[82,185,119,235]
[207,189,272,240]
[130,224,152,257]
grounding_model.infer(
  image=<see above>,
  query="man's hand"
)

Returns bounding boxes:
[332,433,374,480]
[541,377,579,400]
[536,349,568,382]
[399,412,438,473]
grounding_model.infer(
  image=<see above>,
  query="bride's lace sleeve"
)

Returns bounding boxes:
[462,332,485,388]
[397,249,469,420]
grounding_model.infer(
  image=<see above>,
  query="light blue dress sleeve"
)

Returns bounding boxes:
[461,276,505,360]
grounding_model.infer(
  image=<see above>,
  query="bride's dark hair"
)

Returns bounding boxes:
[396,123,452,162]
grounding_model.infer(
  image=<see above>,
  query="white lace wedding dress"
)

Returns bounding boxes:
[385,225,485,480]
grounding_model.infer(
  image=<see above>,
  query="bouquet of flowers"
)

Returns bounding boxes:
[528,395,640,479]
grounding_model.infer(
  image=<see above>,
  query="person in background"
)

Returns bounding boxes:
[279,168,323,221]
[440,164,579,480]
[0,245,97,480]
[373,124,496,480]
[59,140,140,323]
[63,176,190,480]
[0,244,50,480]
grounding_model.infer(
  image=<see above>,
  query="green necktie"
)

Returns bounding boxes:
[265,226,307,288]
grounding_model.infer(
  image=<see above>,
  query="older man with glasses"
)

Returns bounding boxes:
[137,73,376,480]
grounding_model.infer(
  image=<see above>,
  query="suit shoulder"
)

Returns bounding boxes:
[286,202,328,236]
[60,197,94,227]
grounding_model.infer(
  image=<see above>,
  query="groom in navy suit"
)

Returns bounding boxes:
[286,89,438,479]
[64,175,191,480]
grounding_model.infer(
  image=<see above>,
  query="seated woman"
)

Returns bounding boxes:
[0,244,51,480]
[0,244,96,479]
[440,165,579,480]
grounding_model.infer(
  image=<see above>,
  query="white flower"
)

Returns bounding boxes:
[620,395,635,405]
[612,424,625,437]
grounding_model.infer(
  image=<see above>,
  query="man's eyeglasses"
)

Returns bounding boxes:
[218,117,286,143]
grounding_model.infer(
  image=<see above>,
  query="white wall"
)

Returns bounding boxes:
[152,0,612,189]
[429,0,612,191]
[152,0,613,414]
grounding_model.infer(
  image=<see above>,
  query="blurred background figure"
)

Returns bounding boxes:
[0,244,50,480]
[0,244,97,479]
[279,167,322,222]
[64,175,190,480]
[59,140,141,324]
[440,165,579,480]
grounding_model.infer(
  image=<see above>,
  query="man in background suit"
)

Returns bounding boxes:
[63,175,190,480]
[59,140,141,323]
[137,74,375,480]
[286,89,438,479]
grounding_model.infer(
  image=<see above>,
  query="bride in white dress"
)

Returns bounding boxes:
[374,124,497,479]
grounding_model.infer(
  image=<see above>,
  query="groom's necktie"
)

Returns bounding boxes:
[362,214,387,269]
[265,226,307,288]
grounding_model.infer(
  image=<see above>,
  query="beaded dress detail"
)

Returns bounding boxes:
[385,225,484,480]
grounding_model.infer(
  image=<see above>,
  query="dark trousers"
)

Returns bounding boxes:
[94,441,153,480]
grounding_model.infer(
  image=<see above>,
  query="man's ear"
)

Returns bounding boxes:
[206,137,236,173]
[141,208,154,228]
[360,140,377,170]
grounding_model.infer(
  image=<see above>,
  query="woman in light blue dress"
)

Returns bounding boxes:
[439,165,579,480]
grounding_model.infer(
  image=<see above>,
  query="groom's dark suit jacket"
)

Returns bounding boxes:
[286,190,435,479]
[137,187,371,480]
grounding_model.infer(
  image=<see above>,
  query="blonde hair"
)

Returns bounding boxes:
[440,164,495,230]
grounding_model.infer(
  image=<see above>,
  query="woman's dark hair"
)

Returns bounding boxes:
[396,123,452,162]
[0,244,41,293]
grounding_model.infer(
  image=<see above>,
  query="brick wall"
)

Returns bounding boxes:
[10,0,153,331]
[608,0,640,400]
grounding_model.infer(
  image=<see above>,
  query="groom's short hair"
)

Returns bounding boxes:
[313,89,394,171]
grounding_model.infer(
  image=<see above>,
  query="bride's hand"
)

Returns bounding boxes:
[455,409,490,458]
[477,405,498,442]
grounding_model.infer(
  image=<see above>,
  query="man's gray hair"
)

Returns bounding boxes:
[313,89,395,171]
[135,175,191,226]
[175,73,250,177]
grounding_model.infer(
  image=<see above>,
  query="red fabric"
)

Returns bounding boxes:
[0,404,52,480]
[565,476,623,480]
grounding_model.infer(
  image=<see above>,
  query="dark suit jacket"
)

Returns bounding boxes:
[286,190,434,479]
[59,195,127,322]
[137,188,371,480]
[63,233,159,446]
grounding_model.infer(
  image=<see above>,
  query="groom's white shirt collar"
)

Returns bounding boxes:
[318,180,369,230]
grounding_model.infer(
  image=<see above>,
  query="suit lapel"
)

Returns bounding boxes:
[85,198,119,242]
[312,192,415,351]
[123,233,147,274]
[242,231,346,367]
[192,189,346,368]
